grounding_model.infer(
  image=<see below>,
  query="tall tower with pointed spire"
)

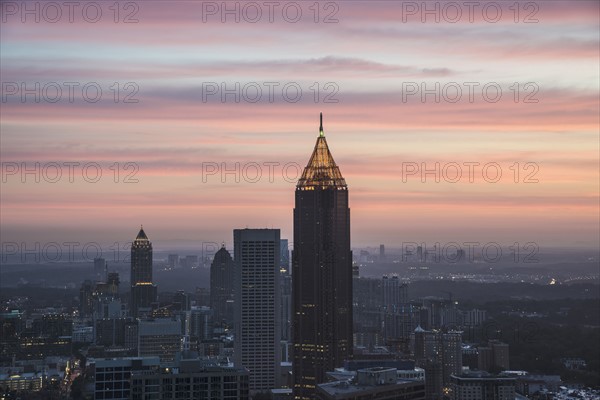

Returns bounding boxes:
[210,244,235,326]
[130,226,157,318]
[292,114,353,399]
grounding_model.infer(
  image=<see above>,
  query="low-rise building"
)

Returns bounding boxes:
[316,367,425,400]
[449,371,515,400]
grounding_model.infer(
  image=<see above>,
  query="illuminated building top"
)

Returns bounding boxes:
[296,113,347,190]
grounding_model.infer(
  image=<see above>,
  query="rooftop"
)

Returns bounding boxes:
[296,113,347,190]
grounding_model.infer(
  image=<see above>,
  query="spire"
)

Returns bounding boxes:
[135,226,149,241]
[297,114,347,189]
[319,112,324,137]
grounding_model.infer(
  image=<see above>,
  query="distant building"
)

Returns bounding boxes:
[94,257,106,274]
[509,373,562,395]
[490,341,509,371]
[130,226,157,318]
[449,371,515,400]
[91,356,161,400]
[0,372,44,392]
[462,346,479,370]
[463,309,487,327]
[129,358,249,400]
[234,228,281,392]
[173,290,191,312]
[562,357,587,370]
[442,331,463,383]
[181,255,198,269]
[316,367,425,400]
[352,262,360,278]
[79,280,95,316]
[280,239,290,273]
[167,254,179,269]
[210,245,235,326]
[478,340,510,372]
[382,275,408,312]
[280,273,292,342]
[189,306,212,344]
[380,244,386,261]
[137,318,182,364]
[195,287,211,308]
[412,327,463,398]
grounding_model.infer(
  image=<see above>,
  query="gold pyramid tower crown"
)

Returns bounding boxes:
[297,113,347,190]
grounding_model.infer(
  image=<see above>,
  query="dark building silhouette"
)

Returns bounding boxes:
[210,244,235,326]
[79,280,95,317]
[94,257,106,274]
[173,290,191,312]
[234,228,281,392]
[130,226,157,318]
[412,327,463,399]
[293,114,353,399]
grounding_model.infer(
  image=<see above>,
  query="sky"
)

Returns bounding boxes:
[1,1,599,252]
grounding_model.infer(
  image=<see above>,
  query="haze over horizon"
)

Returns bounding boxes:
[1,1,599,248]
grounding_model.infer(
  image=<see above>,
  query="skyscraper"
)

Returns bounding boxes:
[210,244,235,326]
[130,226,157,318]
[412,327,463,398]
[138,317,182,364]
[382,275,408,313]
[94,257,106,275]
[293,114,353,399]
[233,228,281,392]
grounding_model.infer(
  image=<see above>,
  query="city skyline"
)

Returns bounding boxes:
[1,1,598,249]
[1,2,599,399]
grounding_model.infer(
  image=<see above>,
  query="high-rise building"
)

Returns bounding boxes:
[173,290,191,312]
[138,317,182,364]
[379,244,386,261]
[281,239,290,274]
[189,306,212,344]
[94,257,106,274]
[79,280,95,317]
[463,309,487,327]
[490,340,510,371]
[280,273,292,342]
[382,275,408,312]
[234,228,281,392]
[167,254,179,269]
[130,226,157,318]
[442,331,463,384]
[210,244,235,326]
[412,327,463,399]
[293,114,353,399]
[478,340,510,372]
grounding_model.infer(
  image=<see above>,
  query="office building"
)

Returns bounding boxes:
[91,357,161,400]
[234,228,281,392]
[316,367,425,400]
[130,226,157,318]
[130,359,249,400]
[293,114,353,398]
[138,317,182,364]
[210,245,235,326]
